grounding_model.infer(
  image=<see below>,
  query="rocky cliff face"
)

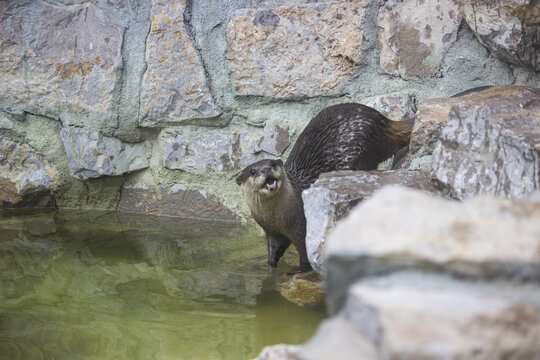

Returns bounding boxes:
[0,0,538,218]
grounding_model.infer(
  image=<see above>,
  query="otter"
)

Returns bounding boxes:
[236,103,412,274]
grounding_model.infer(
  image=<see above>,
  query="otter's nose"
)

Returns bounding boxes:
[261,167,271,174]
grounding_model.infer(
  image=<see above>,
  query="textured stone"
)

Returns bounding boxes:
[409,85,540,173]
[378,0,462,79]
[303,170,439,273]
[298,317,377,360]
[60,127,149,180]
[278,271,324,306]
[0,140,56,208]
[227,2,368,97]
[430,85,540,200]
[361,91,417,124]
[117,183,240,222]
[164,123,290,173]
[462,1,540,71]
[139,0,220,126]
[0,2,121,118]
[326,186,540,313]
[343,273,540,359]
[409,97,455,169]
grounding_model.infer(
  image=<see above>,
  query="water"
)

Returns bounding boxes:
[0,210,325,360]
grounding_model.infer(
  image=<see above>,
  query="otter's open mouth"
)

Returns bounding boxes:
[263,177,278,191]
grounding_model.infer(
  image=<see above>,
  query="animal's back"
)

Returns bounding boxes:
[285,103,407,190]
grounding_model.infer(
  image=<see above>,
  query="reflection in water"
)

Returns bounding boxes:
[0,211,324,360]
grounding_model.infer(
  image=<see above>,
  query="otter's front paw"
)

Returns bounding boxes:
[267,259,278,267]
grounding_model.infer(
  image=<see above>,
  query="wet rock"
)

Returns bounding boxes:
[0,140,56,209]
[342,272,540,359]
[462,1,540,71]
[227,2,369,97]
[361,91,417,124]
[139,0,220,126]
[164,123,290,173]
[378,0,462,79]
[326,186,540,313]
[278,271,324,306]
[60,127,149,180]
[303,170,439,273]
[117,183,240,221]
[0,2,121,119]
[430,85,540,200]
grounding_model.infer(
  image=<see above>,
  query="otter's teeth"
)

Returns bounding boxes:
[265,179,277,191]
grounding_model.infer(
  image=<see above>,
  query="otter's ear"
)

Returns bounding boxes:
[273,159,283,167]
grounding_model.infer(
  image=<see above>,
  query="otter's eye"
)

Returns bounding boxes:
[250,168,256,176]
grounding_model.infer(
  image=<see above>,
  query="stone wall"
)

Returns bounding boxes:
[1,0,538,218]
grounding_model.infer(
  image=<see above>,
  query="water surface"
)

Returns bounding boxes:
[0,210,324,359]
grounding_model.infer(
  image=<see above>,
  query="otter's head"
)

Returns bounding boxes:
[236,159,286,198]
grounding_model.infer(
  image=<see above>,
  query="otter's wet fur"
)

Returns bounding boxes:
[236,103,412,274]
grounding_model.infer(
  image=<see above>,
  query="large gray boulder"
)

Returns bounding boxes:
[429,85,540,200]
[326,186,540,314]
[303,170,439,273]
[291,272,540,360]
[339,272,540,360]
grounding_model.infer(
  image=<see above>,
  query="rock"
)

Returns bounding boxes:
[0,140,56,208]
[360,91,417,125]
[409,85,540,174]
[252,344,301,360]
[298,317,377,360]
[227,2,369,97]
[139,0,220,126]
[164,123,290,173]
[408,96,457,171]
[0,110,23,130]
[60,126,149,180]
[378,0,462,79]
[342,272,540,359]
[302,170,439,273]
[325,186,540,314]
[430,85,540,200]
[462,1,540,71]
[0,2,121,119]
[117,183,240,222]
[278,271,324,306]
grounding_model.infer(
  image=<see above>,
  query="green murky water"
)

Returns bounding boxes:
[0,210,324,360]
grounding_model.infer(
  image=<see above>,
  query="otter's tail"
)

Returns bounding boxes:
[387,120,412,154]
[388,120,412,169]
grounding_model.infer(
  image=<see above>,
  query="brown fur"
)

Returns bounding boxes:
[236,103,412,274]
